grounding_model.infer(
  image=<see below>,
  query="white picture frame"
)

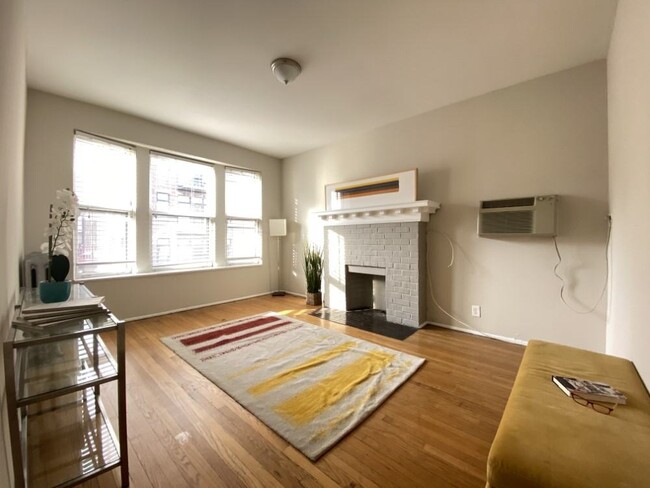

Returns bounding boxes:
[325,169,418,211]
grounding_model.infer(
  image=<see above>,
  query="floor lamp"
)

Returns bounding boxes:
[269,219,287,296]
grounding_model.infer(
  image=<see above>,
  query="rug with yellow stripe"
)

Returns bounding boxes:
[161,312,425,460]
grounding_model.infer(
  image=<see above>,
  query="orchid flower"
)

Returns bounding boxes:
[42,188,80,260]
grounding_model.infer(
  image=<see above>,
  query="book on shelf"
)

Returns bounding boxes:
[552,375,627,405]
[13,284,109,331]
[21,295,105,314]
[18,306,103,320]
[15,308,108,326]
[12,314,103,333]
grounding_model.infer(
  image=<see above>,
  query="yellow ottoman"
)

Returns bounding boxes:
[487,340,650,488]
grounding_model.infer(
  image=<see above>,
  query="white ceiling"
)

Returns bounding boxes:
[26,0,618,159]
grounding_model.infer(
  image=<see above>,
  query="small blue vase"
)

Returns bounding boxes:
[39,281,72,303]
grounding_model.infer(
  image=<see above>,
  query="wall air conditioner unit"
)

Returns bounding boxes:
[478,195,557,237]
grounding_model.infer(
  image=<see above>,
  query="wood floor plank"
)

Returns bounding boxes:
[27,294,523,487]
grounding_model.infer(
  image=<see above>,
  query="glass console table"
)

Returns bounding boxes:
[3,285,128,487]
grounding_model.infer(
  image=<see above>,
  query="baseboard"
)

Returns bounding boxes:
[124,291,273,322]
[425,321,528,346]
[283,290,306,298]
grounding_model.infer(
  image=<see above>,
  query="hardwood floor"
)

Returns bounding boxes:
[34,294,524,487]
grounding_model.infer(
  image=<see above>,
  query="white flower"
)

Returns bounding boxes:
[42,188,80,259]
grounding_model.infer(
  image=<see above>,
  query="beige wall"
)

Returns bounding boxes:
[24,90,282,319]
[283,61,609,351]
[607,0,650,385]
[0,0,26,484]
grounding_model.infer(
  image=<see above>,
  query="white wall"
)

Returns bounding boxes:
[283,61,609,351]
[0,0,26,484]
[24,90,282,319]
[607,0,650,385]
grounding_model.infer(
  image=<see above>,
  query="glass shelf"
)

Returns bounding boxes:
[17,334,118,406]
[26,390,121,488]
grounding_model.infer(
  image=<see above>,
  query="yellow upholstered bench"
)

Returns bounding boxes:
[487,340,650,488]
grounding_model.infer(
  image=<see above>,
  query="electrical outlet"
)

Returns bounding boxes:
[471,305,481,318]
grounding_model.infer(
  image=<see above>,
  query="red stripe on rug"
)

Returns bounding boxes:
[193,321,291,353]
[202,326,299,361]
[180,316,280,346]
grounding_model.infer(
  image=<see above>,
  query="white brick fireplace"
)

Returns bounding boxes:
[316,201,439,328]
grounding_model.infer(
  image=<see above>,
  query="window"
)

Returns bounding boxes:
[225,167,262,264]
[73,132,137,278]
[72,132,264,278]
[150,152,216,269]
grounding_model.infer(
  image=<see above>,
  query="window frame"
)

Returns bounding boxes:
[71,131,265,280]
[224,167,263,266]
[149,151,217,271]
[72,131,138,279]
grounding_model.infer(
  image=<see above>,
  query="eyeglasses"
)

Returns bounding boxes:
[571,392,617,415]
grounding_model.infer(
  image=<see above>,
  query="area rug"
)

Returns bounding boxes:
[161,312,425,460]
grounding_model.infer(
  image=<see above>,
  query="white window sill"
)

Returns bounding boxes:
[77,262,263,283]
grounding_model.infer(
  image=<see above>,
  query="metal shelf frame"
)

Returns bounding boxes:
[3,286,129,487]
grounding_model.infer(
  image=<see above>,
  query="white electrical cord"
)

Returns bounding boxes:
[430,230,455,269]
[552,217,611,314]
[427,230,488,337]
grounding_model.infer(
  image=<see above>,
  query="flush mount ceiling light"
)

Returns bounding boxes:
[271,58,302,85]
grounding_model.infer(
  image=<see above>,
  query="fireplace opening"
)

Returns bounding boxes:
[345,265,386,312]
[313,263,418,340]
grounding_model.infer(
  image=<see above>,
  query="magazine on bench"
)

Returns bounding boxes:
[552,375,627,405]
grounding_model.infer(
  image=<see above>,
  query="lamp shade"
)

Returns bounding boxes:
[269,219,287,237]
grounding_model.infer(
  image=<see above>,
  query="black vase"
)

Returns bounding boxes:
[50,254,70,282]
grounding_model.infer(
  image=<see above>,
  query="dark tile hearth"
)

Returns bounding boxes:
[309,308,418,341]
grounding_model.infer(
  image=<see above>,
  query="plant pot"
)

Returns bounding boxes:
[39,280,72,303]
[306,292,322,306]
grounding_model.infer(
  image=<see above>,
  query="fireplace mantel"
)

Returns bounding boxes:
[314,200,440,226]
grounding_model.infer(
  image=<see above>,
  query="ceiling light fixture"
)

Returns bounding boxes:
[271,58,302,85]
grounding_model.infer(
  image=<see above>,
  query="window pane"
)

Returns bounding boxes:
[73,133,136,211]
[225,168,261,219]
[226,219,261,263]
[152,214,214,268]
[150,153,215,217]
[75,209,135,277]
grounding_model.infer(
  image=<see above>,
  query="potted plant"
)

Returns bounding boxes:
[303,243,324,306]
[39,189,79,303]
